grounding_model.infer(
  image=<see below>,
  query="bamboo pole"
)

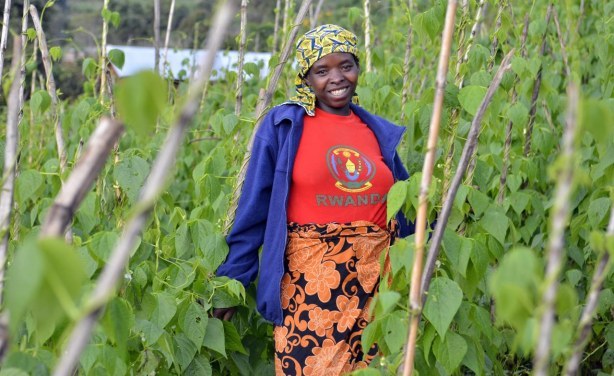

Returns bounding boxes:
[161,0,177,76]
[533,82,579,376]
[402,2,457,375]
[153,0,161,73]
[40,118,125,237]
[29,5,67,173]
[552,9,571,79]
[420,49,514,300]
[235,0,248,115]
[28,38,38,165]
[363,0,373,73]
[310,0,325,28]
[19,0,29,125]
[564,207,614,376]
[399,1,413,123]
[497,12,529,204]
[224,0,313,234]
[272,0,282,53]
[99,0,110,101]
[457,0,485,88]
[51,3,236,376]
[0,38,22,304]
[524,4,553,158]
[0,0,12,90]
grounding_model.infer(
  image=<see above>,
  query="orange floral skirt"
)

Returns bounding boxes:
[274,221,394,376]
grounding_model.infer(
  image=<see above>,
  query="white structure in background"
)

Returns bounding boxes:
[107,45,272,81]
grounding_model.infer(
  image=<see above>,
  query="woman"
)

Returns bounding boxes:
[215,24,414,374]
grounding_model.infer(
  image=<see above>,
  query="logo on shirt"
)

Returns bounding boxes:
[326,146,376,193]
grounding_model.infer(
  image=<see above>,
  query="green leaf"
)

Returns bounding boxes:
[185,355,212,376]
[200,233,229,272]
[458,86,487,116]
[468,188,489,217]
[511,56,527,76]
[507,102,529,127]
[223,321,248,354]
[115,70,167,136]
[433,331,467,374]
[150,292,177,328]
[5,240,45,332]
[49,46,62,62]
[383,310,407,353]
[113,155,150,204]
[26,28,37,41]
[180,301,208,347]
[101,298,134,358]
[442,230,472,277]
[478,209,509,245]
[488,247,542,328]
[173,333,198,372]
[588,197,611,228]
[423,277,463,339]
[89,231,119,263]
[108,49,125,69]
[387,180,408,223]
[30,90,52,115]
[222,113,239,134]
[0,369,30,376]
[374,291,401,317]
[203,318,226,357]
[509,191,530,215]
[15,169,44,206]
[361,320,382,352]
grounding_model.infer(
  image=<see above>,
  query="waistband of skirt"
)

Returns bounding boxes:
[287,220,397,239]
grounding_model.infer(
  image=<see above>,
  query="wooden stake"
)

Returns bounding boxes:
[29,5,67,173]
[402,1,457,375]
[51,3,236,375]
[564,207,614,376]
[235,0,248,116]
[161,0,177,75]
[533,82,579,376]
[421,49,514,300]
[0,38,22,304]
[0,0,12,91]
[99,0,110,101]
[363,0,373,73]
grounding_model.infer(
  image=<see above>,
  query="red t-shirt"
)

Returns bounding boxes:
[287,109,394,229]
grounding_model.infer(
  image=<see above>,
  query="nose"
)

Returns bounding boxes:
[329,68,344,83]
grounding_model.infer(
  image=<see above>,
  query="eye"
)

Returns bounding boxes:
[341,64,353,71]
[315,69,327,76]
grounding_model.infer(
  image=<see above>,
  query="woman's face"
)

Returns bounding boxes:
[305,52,359,116]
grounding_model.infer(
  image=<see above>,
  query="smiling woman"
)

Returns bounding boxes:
[214,24,415,375]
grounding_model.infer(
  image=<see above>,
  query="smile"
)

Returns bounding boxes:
[329,87,349,97]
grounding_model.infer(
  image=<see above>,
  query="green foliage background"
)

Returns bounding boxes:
[0,0,613,375]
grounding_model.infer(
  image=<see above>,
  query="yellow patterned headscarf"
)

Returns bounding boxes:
[287,24,360,116]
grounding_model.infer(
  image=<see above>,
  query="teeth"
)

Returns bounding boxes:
[330,88,347,96]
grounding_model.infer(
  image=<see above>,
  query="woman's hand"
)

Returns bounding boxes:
[212,307,237,321]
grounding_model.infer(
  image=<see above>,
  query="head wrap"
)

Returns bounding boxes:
[287,24,360,116]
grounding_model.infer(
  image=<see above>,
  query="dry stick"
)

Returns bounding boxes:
[18,0,29,125]
[497,12,529,204]
[28,38,38,165]
[161,0,176,76]
[564,207,614,376]
[224,0,313,234]
[282,0,291,42]
[524,4,553,158]
[399,17,413,123]
[0,38,22,304]
[402,2,458,375]
[0,0,12,89]
[420,50,514,300]
[235,0,248,116]
[310,0,324,28]
[51,3,236,376]
[40,118,125,237]
[458,0,485,88]
[552,9,571,79]
[363,0,372,73]
[533,82,579,376]
[99,0,110,101]
[272,0,282,53]
[488,0,504,74]
[29,5,67,173]
[153,0,161,73]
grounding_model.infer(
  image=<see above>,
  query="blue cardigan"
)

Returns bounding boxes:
[216,103,414,325]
